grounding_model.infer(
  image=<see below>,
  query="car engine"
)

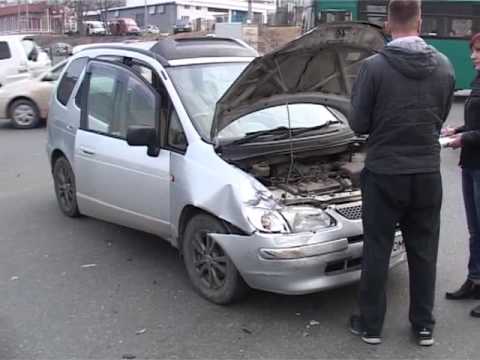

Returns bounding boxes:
[237,150,365,206]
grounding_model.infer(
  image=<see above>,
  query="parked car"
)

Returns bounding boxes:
[0,35,51,87]
[109,18,140,36]
[47,25,406,305]
[173,19,193,34]
[84,21,107,36]
[0,60,66,128]
[142,25,160,34]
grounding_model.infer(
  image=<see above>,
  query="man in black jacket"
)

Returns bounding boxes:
[348,0,455,346]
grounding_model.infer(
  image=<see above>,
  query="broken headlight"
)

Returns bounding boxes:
[281,206,336,233]
[245,207,290,233]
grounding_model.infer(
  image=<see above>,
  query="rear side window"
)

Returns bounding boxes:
[57,57,88,106]
[0,41,11,60]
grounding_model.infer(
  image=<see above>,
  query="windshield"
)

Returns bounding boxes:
[217,103,340,141]
[167,62,249,140]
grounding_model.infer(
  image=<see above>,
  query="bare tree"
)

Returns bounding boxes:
[95,0,124,31]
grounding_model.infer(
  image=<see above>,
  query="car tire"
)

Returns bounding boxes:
[53,157,80,217]
[182,213,249,304]
[10,99,41,129]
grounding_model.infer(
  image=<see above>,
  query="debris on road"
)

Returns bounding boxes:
[309,320,320,326]
[81,264,97,268]
[122,354,136,359]
[241,327,253,335]
[136,328,147,335]
[10,276,19,281]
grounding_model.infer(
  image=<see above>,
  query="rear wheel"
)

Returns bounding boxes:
[182,214,248,304]
[10,99,40,129]
[53,157,80,217]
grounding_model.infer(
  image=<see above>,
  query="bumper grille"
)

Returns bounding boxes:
[334,203,362,220]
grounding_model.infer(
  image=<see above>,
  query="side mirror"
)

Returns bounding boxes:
[28,47,39,62]
[127,125,160,157]
[42,72,54,81]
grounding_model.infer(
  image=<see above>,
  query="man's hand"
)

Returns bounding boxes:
[446,134,463,149]
[441,127,456,137]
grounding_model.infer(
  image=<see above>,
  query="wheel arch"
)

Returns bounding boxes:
[177,205,246,254]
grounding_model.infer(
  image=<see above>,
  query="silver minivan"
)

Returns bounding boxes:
[47,23,406,304]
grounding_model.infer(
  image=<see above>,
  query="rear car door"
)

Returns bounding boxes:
[74,60,171,237]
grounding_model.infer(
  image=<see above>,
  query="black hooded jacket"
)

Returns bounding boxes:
[455,73,480,168]
[349,40,455,174]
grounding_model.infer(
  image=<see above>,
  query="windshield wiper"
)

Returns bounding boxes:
[274,120,341,140]
[227,126,293,145]
[226,121,341,146]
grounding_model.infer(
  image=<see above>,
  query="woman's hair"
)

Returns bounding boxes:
[470,33,480,49]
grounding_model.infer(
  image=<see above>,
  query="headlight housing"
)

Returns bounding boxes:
[244,207,290,233]
[281,206,336,233]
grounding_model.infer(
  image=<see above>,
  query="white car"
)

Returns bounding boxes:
[0,35,51,86]
[84,21,107,36]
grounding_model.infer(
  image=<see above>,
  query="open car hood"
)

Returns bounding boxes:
[212,22,387,140]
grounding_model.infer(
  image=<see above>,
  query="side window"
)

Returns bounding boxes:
[167,110,187,152]
[57,57,88,106]
[85,66,118,135]
[84,61,158,140]
[0,41,11,60]
[115,74,157,138]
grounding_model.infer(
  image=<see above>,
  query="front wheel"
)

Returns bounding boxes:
[182,214,248,304]
[53,157,80,217]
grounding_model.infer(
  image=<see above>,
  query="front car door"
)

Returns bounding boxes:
[74,60,171,237]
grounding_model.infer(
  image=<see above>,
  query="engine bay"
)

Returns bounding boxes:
[235,149,365,206]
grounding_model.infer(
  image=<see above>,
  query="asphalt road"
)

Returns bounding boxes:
[0,101,479,359]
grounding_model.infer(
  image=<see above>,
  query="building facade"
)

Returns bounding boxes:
[107,0,276,33]
[0,1,72,34]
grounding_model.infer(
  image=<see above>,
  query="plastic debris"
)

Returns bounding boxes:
[241,327,252,335]
[81,264,97,268]
[309,320,320,326]
[136,328,147,335]
[10,276,19,281]
[122,354,136,359]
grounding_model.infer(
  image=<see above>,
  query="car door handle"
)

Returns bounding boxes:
[80,147,96,156]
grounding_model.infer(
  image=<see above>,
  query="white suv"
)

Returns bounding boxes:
[0,35,51,86]
[47,26,405,304]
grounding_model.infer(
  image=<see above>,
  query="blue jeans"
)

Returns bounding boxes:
[462,168,480,281]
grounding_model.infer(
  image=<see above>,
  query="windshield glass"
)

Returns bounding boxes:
[167,62,249,140]
[217,103,339,141]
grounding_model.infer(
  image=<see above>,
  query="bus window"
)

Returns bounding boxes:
[449,18,473,38]
[320,10,352,23]
[421,17,439,36]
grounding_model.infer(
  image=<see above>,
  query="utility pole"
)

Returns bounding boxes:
[247,0,253,23]
[26,0,29,32]
[144,0,148,28]
[17,0,21,32]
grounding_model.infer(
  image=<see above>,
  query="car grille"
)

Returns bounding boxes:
[334,202,362,220]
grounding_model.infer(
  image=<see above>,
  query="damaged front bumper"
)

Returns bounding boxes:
[211,215,406,295]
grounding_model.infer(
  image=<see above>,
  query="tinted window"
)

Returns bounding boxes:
[167,110,187,151]
[0,41,11,60]
[86,69,117,135]
[85,62,157,139]
[115,75,156,138]
[57,57,88,106]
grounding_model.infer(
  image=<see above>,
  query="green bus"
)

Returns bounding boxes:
[303,0,480,89]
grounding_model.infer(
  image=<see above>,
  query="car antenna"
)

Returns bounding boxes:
[274,58,295,185]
